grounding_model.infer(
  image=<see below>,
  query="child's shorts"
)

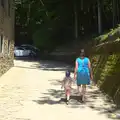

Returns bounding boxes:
[65,89,71,96]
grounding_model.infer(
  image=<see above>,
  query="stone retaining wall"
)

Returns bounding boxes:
[0,39,14,76]
[0,0,14,76]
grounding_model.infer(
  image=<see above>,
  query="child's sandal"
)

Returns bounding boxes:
[66,100,69,105]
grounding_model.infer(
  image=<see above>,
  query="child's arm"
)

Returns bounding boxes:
[70,84,73,90]
[69,79,73,89]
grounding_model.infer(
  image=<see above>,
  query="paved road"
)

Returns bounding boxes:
[0,60,115,120]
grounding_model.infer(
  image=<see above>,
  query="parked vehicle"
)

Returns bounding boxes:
[14,46,36,57]
[20,44,40,52]
[21,44,41,57]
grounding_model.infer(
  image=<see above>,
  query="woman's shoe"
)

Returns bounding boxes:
[81,95,85,103]
[78,95,82,102]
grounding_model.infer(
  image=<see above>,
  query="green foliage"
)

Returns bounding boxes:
[91,27,120,105]
[93,26,120,45]
[32,23,56,50]
[92,53,120,105]
[15,0,120,50]
[15,0,74,48]
[33,28,52,48]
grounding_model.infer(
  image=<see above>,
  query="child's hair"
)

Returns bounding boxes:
[65,71,71,77]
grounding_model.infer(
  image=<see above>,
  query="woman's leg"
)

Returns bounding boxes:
[77,85,81,95]
[81,84,86,101]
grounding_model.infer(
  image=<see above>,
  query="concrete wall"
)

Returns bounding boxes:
[0,0,14,76]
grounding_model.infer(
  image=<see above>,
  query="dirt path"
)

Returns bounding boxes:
[0,60,116,120]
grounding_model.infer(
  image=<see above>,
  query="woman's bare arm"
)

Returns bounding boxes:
[88,60,93,80]
[74,61,78,80]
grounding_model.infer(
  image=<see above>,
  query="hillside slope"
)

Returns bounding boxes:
[49,26,120,105]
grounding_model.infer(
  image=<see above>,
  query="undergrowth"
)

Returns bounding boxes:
[91,25,120,105]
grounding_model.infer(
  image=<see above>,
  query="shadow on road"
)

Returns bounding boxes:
[33,97,63,105]
[15,58,73,72]
[37,60,73,71]
[33,79,119,118]
[15,58,119,118]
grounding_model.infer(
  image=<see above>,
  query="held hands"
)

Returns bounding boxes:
[74,73,76,80]
[74,76,76,81]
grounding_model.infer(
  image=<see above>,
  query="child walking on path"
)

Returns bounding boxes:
[61,71,73,104]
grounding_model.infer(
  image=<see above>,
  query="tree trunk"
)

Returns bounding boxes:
[116,0,120,23]
[74,0,78,40]
[97,0,102,34]
[81,0,83,10]
[112,0,116,27]
[27,3,31,25]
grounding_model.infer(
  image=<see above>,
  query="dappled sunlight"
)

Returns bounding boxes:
[89,27,120,107]
[92,53,120,106]
[100,55,119,81]
[99,54,120,104]
[91,55,109,84]
[32,78,118,117]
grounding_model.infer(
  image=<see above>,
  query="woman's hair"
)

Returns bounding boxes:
[80,49,85,57]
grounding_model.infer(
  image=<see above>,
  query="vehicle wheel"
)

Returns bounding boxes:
[29,53,33,57]
[29,53,35,58]
[14,53,16,57]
